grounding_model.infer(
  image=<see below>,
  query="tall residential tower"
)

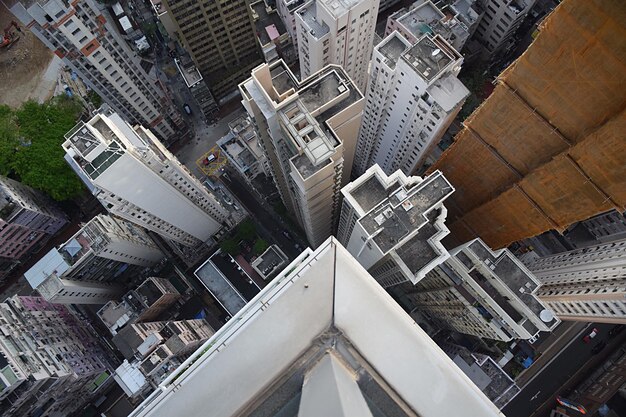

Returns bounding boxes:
[63,110,232,247]
[8,0,185,144]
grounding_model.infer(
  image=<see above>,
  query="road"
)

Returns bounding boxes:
[220,171,308,260]
[504,322,623,417]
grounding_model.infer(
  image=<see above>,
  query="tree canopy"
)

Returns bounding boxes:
[1,97,85,201]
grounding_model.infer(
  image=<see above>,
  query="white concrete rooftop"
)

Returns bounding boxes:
[130,238,505,417]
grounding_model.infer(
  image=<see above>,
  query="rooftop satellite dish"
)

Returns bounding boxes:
[540,309,554,322]
[432,48,441,57]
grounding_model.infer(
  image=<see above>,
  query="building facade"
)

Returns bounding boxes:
[9,0,185,144]
[472,0,535,57]
[385,0,481,52]
[0,176,68,280]
[240,60,364,247]
[428,0,626,249]
[155,0,262,102]
[577,210,626,244]
[276,0,306,49]
[0,296,107,417]
[174,55,219,120]
[25,214,163,304]
[401,239,559,341]
[338,165,454,288]
[353,32,468,177]
[295,0,379,91]
[129,237,504,417]
[63,110,232,247]
[526,240,626,324]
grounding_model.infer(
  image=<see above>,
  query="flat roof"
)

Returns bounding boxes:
[397,1,445,38]
[349,174,393,213]
[297,3,330,39]
[252,245,288,279]
[129,238,504,417]
[403,35,455,81]
[428,74,470,112]
[251,1,288,45]
[378,35,410,69]
[359,171,454,253]
[395,215,439,274]
[270,63,298,95]
[194,258,247,316]
[175,59,203,88]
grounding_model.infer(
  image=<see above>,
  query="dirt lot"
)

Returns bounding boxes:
[0,7,57,108]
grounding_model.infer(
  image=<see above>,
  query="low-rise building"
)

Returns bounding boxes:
[402,238,560,341]
[97,277,181,335]
[0,296,108,416]
[251,245,289,280]
[174,56,219,120]
[217,116,268,188]
[112,319,214,397]
[25,215,163,304]
[338,165,454,288]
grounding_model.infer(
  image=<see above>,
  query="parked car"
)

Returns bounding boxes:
[282,230,292,241]
[202,154,216,165]
[582,327,599,343]
[183,104,192,115]
[591,340,607,355]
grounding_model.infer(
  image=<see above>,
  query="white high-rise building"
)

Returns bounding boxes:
[338,165,454,288]
[8,0,185,144]
[239,60,364,247]
[24,214,163,304]
[353,32,468,176]
[277,0,306,48]
[525,240,626,324]
[129,237,505,417]
[403,238,560,342]
[63,110,231,247]
[472,0,536,57]
[295,0,379,91]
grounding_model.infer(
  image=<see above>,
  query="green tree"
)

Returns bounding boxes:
[10,97,85,200]
[253,239,268,255]
[0,105,19,175]
[220,238,240,256]
[236,219,256,241]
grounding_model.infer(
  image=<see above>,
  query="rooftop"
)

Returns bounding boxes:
[297,3,330,39]
[427,74,470,112]
[403,35,457,81]
[350,174,393,213]
[318,0,364,17]
[251,245,289,279]
[270,63,298,95]
[378,34,410,69]
[397,1,445,37]
[251,1,288,46]
[395,213,440,274]
[129,238,503,417]
[359,171,454,253]
[194,258,247,316]
[174,58,203,88]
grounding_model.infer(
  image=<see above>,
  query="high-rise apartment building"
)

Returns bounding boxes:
[0,296,107,417]
[385,0,481,52]
[154,0,262,102]
[428,0,626,249]
[577,210,626,244]
[338,165,454,288]
[472,0,535,57]
[249,0,297,65]
[129,237,504,417]
[25,214,163,304]
[63,110,232,247]
[240,60,364,247]
[0,176,68,281]
[400,238,559,341]
[353,32,468,176]
[8,0,185,144]
[295,0,379,90]
[525,240,626,324]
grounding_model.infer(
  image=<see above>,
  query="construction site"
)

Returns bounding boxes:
[429,0,626,249]
[0,7,90,108]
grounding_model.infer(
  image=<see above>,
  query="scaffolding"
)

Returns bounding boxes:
[429,0,626,249]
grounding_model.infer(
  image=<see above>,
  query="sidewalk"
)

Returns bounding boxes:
[516,321,589,387]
